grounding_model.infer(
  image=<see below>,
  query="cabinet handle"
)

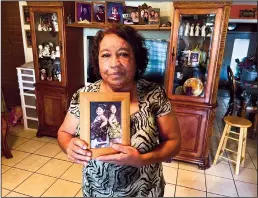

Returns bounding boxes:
[171,47,175,62]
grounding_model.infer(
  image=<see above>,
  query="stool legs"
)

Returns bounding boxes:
[235,128,245,175]
[241,128,247,166]
[213,124,230,165]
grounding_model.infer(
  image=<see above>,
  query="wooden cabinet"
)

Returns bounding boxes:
[28,2,84,137]
[165,1,231,169]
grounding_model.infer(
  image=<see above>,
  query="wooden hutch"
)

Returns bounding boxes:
[165,1,231,169]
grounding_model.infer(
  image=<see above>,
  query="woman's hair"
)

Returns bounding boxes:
[91,24,149,80]
[97,104,106,111]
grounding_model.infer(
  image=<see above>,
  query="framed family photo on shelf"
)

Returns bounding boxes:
[106,1,125,24]
[148,8,160,25]
[123,6,140,25]
[92,2,106,23]
[80,92,130,159]
[75,2,92,23]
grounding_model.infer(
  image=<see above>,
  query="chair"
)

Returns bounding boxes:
[213,116,252,175]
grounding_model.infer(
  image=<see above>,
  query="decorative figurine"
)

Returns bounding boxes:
[195,23,200,36]
[206,26,213,37]
[42,44,50,57]
[190,24,194,36]
[51,13,58,32]
[53,59,61,82]
[51,51,56,59]
[184,22,190,36]
[201,24,206,37]
[37,23,42,31]
[40,69,47,80]
[179,22,185,37]
[67,14,73,24]
[55,46,60,57]
[38,45,43,58]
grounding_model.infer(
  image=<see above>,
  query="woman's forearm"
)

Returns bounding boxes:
[140,139,181,166]
[57,130,74,154]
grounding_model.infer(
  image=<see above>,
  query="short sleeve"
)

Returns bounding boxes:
[155,85,172,117]
[68,87,87,119]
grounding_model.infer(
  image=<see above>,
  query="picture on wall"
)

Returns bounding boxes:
[92,2,106,23]
[23,6,30,25]
[106,1,125,24]
[123,6,139,25]
[148,8,160,25]
[75,2,92,23]
[25,30,32,48]
[80,92,130,159]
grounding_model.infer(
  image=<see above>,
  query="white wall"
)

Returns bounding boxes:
[19,1,33,63]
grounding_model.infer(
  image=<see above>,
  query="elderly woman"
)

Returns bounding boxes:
[57,25,181,197]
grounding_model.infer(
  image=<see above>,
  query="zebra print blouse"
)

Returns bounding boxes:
[68,79,172,197]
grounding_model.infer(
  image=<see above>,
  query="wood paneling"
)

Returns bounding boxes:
[1,2,25,108]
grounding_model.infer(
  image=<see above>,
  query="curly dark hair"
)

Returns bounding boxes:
[91,24,149,80]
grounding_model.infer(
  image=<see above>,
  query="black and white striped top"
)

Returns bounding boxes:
[68,79,172,197]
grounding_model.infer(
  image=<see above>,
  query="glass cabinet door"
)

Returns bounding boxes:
[172,13,216,97]
[33,11,62,83]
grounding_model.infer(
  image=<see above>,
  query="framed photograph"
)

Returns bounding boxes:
[139,6,149,24]
[92,2,106,23]
[80,92,130,159]
[106,1,125,24]
[25,30,32,48]
[23,6,30,25]
[75,2,93,23]
[123,6,140,25]
[148,8,160,25]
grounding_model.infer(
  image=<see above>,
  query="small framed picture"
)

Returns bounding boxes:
[123,6,140,25]
[23,6,30,25]
[106,1,125,24]
[80,92,130,159]
[25,30,32,48]
[75,2,93,23]
[92,2,106,23]
[148,8,160,25]
[139,6,150,25]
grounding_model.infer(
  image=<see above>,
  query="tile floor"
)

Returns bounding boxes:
[1,93,257,197]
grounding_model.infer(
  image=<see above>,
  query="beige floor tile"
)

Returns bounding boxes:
[251,157,257,169]
[205,163,232,179]
[34,143,61,157]
[36,159,72,178]
[31,136,55,143]
[14,173,57,197]
[2,168,32,190]
[177,169,206,191]
[15,154,51,172]
[9,125,24,135]
[2,188,11,197]
[164,183,175,197]
[6,191,29,197]
[42,179,81,197]
[235,180,257,197]
[15,139,46,153]
[228,154,256,169]
[178,161,204,173]
[2,150,30,166]
[162,160,179,169]
[163,166,178,185]
[247,147,257,158]
[7,135,30,149]
[206,174,237,197]
[246,138,257,149]
[175,186,206,197]
[231,165,257,184]
[206,192,225,197]
[209,149,229,165]
[49,138,59,145]
[75,189,83,197]
[60,163,82,183]
[2,165,11,174]
[54,151,69,161]
[15,130,37,139]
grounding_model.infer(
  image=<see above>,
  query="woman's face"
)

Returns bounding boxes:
[98,34,136,90]
[131,12,136,18]
[96,107,104,115]
[110,105,117,114]
[154,12,159,18]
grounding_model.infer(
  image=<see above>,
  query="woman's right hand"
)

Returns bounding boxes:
[66,138,92,166]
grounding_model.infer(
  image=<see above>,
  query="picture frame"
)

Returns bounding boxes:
[25,30,32,48]
[123,6,140,25]
[75,2,93,23]
[22,5,30,25]
[106,1,125,24]
[148,8,160,25]
[80,92,130,159]
[92,2,106,24]
[139,6,150,25]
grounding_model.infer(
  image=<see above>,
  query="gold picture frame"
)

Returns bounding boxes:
[105,1,125,25]
[80,92,130,159]
[92,2,106,24]
[75,1,93,23]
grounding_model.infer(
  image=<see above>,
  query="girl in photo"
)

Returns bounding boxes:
[108,104,122,144]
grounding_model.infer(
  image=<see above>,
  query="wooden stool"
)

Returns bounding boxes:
[213,116,252,175]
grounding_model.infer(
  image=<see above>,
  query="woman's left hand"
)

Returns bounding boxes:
[96,144,144,168]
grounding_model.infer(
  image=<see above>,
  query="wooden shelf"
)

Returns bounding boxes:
[66,23,171,31]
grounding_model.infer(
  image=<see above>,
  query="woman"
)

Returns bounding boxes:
[108,104,122,144]
[57,24,181,197]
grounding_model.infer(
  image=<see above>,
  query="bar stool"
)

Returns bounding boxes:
[213,116,252,175]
